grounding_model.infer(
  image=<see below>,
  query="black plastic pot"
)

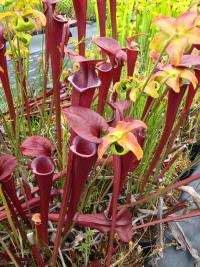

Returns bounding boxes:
[139,238,156,256]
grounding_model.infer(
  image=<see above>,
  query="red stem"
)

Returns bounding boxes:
[72,0,87,56]
[51,152,74,267]
[43,1,52,98]
[140,87,186,194]
[109,0,117,39]
[97,0,106,37]
[141,97,153,120]
[163,85,197,161]
[31,245,45,267]
[22,180,32,201]
[119,172,200,209]
[2,176,31,227]
[0,24,16,132]
[133,211,200,230]
[106,156,121,266]
[0,190,62,221]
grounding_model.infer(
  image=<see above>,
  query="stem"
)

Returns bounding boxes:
[109,0,117,39]
[139,87,186,194]
[142,84,168,123]
[61,155,112,246]
[16,37,31,135]
[150,85,195,185]
[51,152,74,267]
[119,171,200,210]
[156,145,186,181]
[40,31,47,129]
[133,210,200,231]
[0,236,20,267]
[106,156,121,267]
[0,184,20,248]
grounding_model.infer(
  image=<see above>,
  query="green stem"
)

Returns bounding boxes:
[142,79,169,122]
[16,37,32,135]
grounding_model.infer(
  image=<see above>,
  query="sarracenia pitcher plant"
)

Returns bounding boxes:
[0,1,200,266]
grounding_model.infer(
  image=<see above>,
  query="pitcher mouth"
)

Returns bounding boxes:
[70,136,96,158]
[0,175,13,184]
[68,74,101,92]
[53,14,67,24]
[96,62,112,73]
[31,156,55,176]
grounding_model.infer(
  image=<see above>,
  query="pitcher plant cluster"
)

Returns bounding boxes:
[0,0,200,266]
